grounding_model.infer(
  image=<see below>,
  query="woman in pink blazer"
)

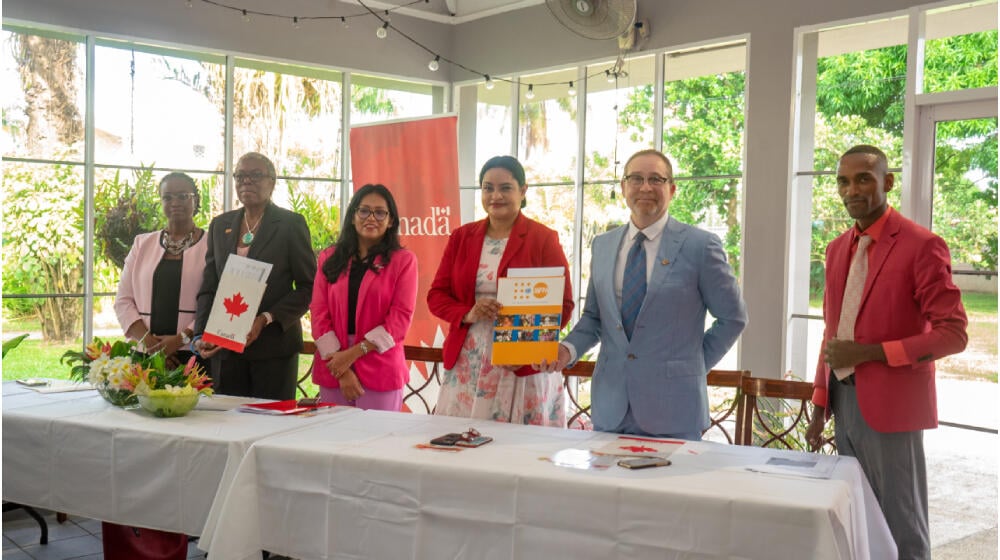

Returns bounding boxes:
[311,184,417,410]
[109,172,206,560]
[114,172,208,369]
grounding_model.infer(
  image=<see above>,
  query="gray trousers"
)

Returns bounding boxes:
[830,375,929,560]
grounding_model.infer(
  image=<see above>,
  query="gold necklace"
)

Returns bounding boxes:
[242,211,263,245]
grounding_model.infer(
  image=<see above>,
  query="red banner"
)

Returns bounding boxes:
[349,116,460,408]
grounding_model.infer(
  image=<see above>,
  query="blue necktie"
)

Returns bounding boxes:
[621,232,647,339]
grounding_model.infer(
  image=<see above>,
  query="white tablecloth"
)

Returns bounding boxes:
[2,384,360,535]
[202,410,897,560]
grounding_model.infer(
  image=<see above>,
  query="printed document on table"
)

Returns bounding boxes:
[203,255,273,353]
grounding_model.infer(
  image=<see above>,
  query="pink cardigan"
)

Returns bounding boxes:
[310,247,418,392]
[114,230,208,337]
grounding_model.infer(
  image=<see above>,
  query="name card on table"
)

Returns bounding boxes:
[203,255,272,353]
[492,267,565,365]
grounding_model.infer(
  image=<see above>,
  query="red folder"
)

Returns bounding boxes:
[237,400,338,415]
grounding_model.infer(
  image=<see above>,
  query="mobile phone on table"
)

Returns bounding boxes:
[430,433,463,446]
[617,457,671,469]
[455,435,493,448]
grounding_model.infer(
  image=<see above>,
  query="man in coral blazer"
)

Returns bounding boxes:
[807,145,967,560]
[544,149,747,440]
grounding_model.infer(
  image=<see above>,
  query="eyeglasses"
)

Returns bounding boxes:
[624,174,671,187]
[481,183,518,194]
[160,193,197,202]
[459,427,481,442]
[234,171,274,184]
[356,207,390,222]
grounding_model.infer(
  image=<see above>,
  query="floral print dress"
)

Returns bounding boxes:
[435,237,566,427]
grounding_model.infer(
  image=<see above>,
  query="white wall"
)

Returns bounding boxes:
[4,0,929,379]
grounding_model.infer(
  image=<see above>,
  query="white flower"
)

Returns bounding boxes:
[104,357,133,389]
[87,355,112,384]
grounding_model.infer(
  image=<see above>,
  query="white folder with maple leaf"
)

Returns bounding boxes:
[203,255,272,353]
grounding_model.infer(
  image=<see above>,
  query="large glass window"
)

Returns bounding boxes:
[795,18,909,375]
[662,43,746,277]
[1,28,85,161]
[516,69,579,274]
[94,41,225,171]
[790,0,998,394]
[2,27,87,378]
[233,59,344,180]
[584,55,656,293]
[924,1,998,93]
[1,23,442,383]
[474,78,514,182]
[350,73,439,126]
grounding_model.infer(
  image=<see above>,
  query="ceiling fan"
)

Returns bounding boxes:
[545,0,638,41]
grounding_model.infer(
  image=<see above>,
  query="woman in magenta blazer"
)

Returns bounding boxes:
[427,156,573,426]
[311,184,417,410]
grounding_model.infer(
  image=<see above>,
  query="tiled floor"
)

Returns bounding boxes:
[2,508,205,560]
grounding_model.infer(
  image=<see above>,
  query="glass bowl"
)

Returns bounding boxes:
[137,392,199,418]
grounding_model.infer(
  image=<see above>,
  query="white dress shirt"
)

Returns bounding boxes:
[613,212,669,308]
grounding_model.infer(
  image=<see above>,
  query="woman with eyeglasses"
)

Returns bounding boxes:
[114,172,207,370]
[192,152,316,400]
[309,184,417,410]
[428,156,573,426]
[108,171,206,559]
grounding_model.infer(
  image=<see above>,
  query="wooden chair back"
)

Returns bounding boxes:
[562,360,596,430]
[703,369,749,444]
[402,345,444,414]
[739,376,836,453]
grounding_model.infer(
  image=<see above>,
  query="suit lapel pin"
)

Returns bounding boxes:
[224,228,232,234]
[661,259,670,265]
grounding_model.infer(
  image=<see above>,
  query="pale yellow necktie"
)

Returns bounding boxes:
[833,234,872,381]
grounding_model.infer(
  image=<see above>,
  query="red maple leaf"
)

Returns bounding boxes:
[619,445,658,453]
[223,292,249,320]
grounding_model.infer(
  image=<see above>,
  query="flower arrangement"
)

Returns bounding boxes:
[62,339,142,407]
[61,339,213,415]
[132,352,213,417]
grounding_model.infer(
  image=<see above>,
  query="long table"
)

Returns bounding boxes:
[201,410,897,560]
[2,382,359,536]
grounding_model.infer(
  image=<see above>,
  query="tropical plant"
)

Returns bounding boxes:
[2,334,30,359]
[3,160,84,342]
[94,166,161,268]
[286,183,340,255]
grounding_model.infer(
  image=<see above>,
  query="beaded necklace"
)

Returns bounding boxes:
[161,229,196,256]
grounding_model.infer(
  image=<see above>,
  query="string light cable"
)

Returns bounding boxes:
[192,0,628,90]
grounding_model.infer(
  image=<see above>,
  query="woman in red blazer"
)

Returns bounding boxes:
[427,156,573,426]
[311,184,417,410]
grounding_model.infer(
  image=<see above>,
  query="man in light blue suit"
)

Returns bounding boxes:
[540,149,747,440]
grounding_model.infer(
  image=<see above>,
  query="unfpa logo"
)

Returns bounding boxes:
[533,282,548,299]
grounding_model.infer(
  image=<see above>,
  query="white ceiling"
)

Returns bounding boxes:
[344,0,545,24]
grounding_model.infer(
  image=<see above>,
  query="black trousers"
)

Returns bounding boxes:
[211,353,298,400]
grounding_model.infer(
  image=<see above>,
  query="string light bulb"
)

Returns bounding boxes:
[185,0,193,7]
[376,22,389,39]
[484,75,495,90]
[292,16,300,29]
[242,9,250,22]
[525,84,535,100]
[341,17,349,28]
[567,81,576,96]
[606,70,615,83]
[428,55,440,72]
